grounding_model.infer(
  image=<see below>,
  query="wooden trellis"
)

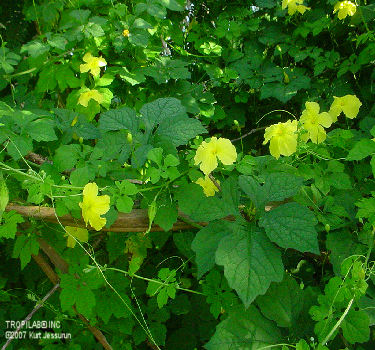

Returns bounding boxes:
[6,204,209,232]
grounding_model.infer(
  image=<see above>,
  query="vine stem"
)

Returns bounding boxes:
[231,126,267,142]
[208,173,221,192]
[1,283,60,350]
[321,297,354,346]
[104,267,204,296]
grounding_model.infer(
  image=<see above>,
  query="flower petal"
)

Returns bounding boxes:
[83,182,98,198]
[317,112,332,128]
[196,176,219,197]
[269,137,281,159]
[216,138,237,165]
[341,95,362,119]
[278,134,297,156]
[83,53,93,63]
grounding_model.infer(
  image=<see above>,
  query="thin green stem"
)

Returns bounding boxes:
[365,227,375,267]
[321,298,354,345]
[105,267,204,296]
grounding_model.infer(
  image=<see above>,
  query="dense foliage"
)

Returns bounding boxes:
[1,0,375,349]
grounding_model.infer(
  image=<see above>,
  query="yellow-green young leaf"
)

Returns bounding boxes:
[65,226,89,248]
[0,174,9,220]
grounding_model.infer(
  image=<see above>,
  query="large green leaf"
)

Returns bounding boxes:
[259,203,319,254]
[205,305,282,350]
[98,107,138,134]
[238,175,266,210]
[347,139,375,161]
[191,221,231,279]
[256,274,303,328]
[156,115,207,146]
[175,183,233,222]
[264,173,304,202]
[27,119,57,142]
[215,221,284,307]
[239,173,303,211]
[341,309,370,344]
[140,97,186,130]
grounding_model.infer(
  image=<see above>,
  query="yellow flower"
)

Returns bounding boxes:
[78,89,104,107]
[282,0,310,15]
[329,95,362,122]
[333,1,356,20]
[263,120,298,159]
[65,226,88,248]
[196,176,220,197]
[123,29,130,37]
[194,137,237,175]
[300,102,332,144]
[79,183,110,231]
[80,53,107,77]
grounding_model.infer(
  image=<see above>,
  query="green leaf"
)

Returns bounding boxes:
[296,339,310,350]
[191,221,231,278]
[98,106,138,134]
[21,40,50,57]
[328,172,352,190]
[118,67,146,86]
[132,144,153,168]
[239,173,303,210]
[116,195,134,213]
[148,147,163,165]
[175,183,232,221]
[256,275,303,328]
[371,156,375,177]
[264,173,304,202]
[164,154,179,167]
[0,211,24,239]
[205,305,282,350]
[12,235,39,270]
[53,145,81,172]
[341,309,370,344]
[146,268,178,308]
[238,175,266,210]
[159,0,185,11]
[115,180,138,196]
[0,174,9,220]
[28,119,57,141]
[347,139,375,161]
[70,166,95,186]
[96,288,131,323]
[7,135,33,160]
[140,98,186,131]
[215,221,284,307]
[94,131,131,163]
[173,231,194,257]
[156,115,207,146]
[128,29,150,47]
[60,273,96,318]
[55,65,81,91]
[154,205,178,231]
[259,203,319,254]
[255,0,277,8]
[132,18,153,29]
[65,226,88,248]
[47,33,67,50]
